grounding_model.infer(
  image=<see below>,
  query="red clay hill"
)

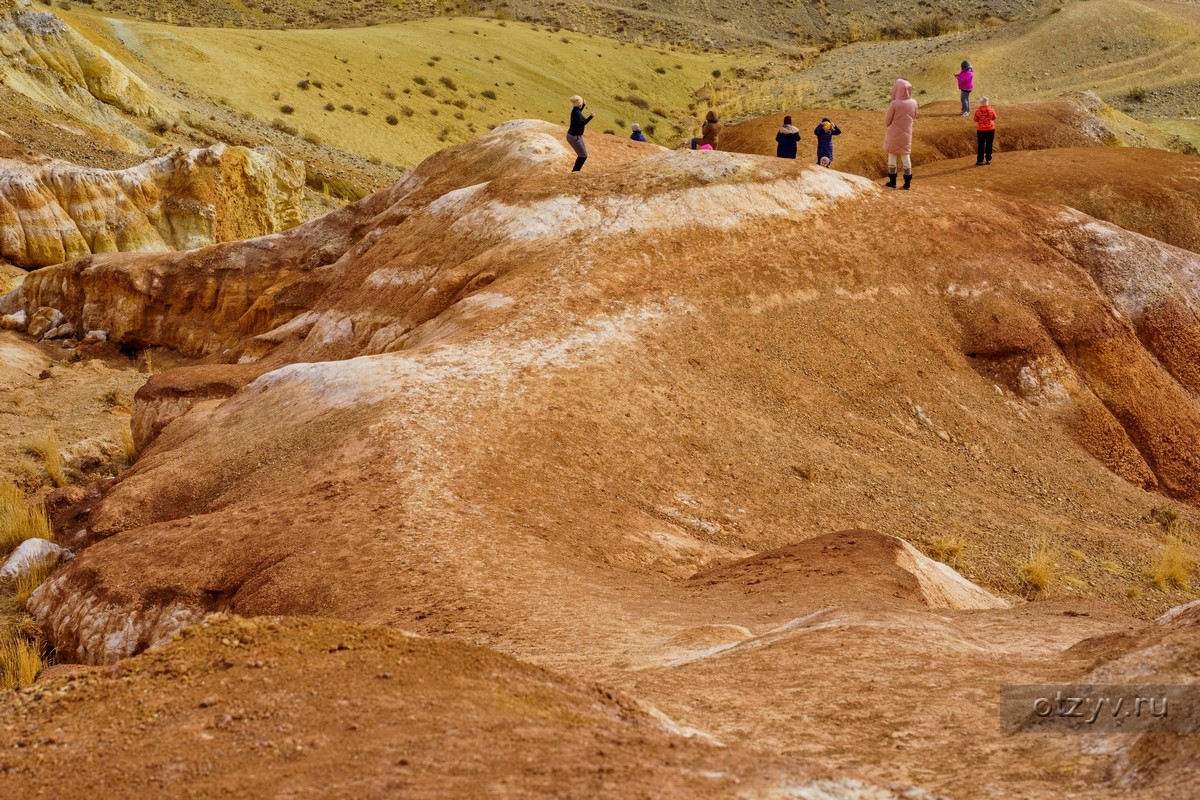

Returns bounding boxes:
[3,113,1199,798]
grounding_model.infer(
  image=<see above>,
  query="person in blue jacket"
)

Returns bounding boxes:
[630,123,647,142]
[775,115,801,158]
[814,117,841,166]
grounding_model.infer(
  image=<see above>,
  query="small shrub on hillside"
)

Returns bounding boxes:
[340,103,354,111]
[439,76,458,91]
[311,80,323,89]
[452,99,468,109]
[1126,86,1148,103]
[383,89,397,100]
[401,106,415,117]
[386,114,399,125]
[912,13,953,37]
[279,105,295,114]
[654,66,666,74]
[627,95,650,110]
[420,87,437,98]
[297,79,310,90]
[712,69,722,78]
[413,76,428,85]
[324,102,335,111]
[357,107,370,116]
[271,118,299,136]
[481,89,496,100]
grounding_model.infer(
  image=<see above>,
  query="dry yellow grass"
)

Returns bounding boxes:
[1018,542,1056,594]
[1148,536,1195,591]
[26,430,66,488]
[8,556,56,610]
[0,627,45,691]
[0,482,53,558]
[119,427,138,467]
[925,535,964,567]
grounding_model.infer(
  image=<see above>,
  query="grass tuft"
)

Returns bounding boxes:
[0,627,46,691]
[926,536,965,567]
[1018,542,1056,594]
[0,483,52,557]
[1148,536,1194,591]
[26,432,65,489]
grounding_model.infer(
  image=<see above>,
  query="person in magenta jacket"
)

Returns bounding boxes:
[955,61,974,116]
[883,78,918,190]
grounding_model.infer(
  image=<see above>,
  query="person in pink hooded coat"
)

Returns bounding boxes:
[883,78,918,190]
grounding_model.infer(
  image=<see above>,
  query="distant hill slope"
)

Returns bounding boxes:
[56,0,1058,49]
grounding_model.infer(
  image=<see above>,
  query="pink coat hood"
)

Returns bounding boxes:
[883,79,918,155]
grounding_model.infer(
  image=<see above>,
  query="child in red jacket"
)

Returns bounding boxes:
[974,97,996,165]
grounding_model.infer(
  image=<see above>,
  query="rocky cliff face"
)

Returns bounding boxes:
[0,142,304,269]
[0,1,167,130]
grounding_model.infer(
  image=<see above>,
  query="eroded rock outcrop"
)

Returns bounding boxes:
[0,142,304,269]
[0,1,167,128]
[7,118,1200,800]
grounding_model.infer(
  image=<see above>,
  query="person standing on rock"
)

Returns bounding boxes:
[813,117,841,166]
[691,110,721,150]
[974,97,997,165]
[955,61,974,116]
[567,95,594,172]
[775,115,801,159]
[883,78,918,190]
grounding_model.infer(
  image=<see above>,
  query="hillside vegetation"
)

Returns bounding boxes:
[70,11,760,166]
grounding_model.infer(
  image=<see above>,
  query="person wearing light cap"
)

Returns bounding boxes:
[567,95,594,172]
[973,97,996,165]
[630,122,647,143]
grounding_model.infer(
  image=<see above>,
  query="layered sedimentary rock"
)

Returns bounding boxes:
[6,119,1200,798]
[0,142,304,269]
[0,0,166,124]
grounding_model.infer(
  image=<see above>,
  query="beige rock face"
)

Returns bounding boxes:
[0,2,165,124]
[0,142,304,269]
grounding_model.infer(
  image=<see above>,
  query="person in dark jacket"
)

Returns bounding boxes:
[813,117,841,166]
[630,122,647,143]
[691,110,721,150]
[567,95,593,171]
[775,116,801,158]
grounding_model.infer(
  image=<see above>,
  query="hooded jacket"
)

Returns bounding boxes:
[974,103,996,131]
[813,121,841,161]
[883,79,918,155]
[956,68,974,92]
[775,124,801,158]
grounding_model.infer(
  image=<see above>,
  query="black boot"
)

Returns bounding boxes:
[902,172,912,190]
[572,156,586,172]
[885,171,897,188]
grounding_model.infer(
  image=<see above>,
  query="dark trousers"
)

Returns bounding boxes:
[976,129,995,163]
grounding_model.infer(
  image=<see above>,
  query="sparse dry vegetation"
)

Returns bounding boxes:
[26,431,65,489]
[1018,542,1056,593]
[1148,536,1194,591]
[0,482,52,557]
[926,536,964,567]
